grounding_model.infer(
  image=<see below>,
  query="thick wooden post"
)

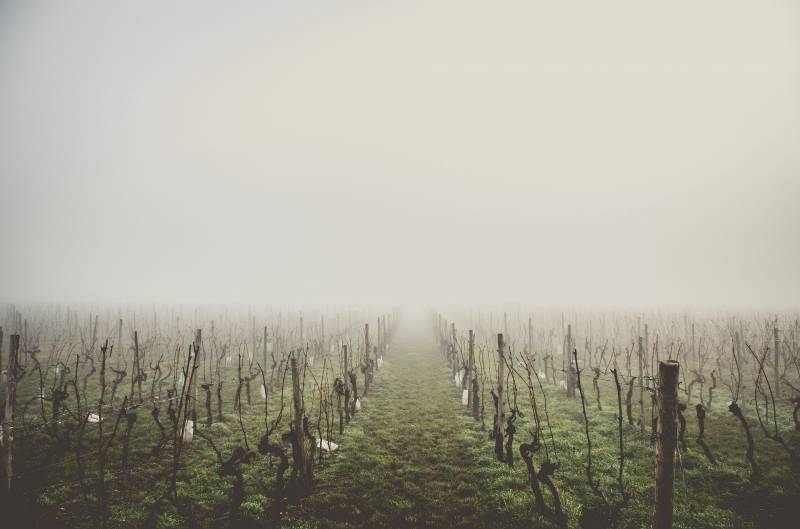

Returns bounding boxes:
[291,356,308,488]
[495,333,506,461]
[654,360,679,529]
[3,334,20,492]
[467,330,475,408]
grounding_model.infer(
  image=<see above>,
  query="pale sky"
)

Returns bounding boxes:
[1,1,798,308]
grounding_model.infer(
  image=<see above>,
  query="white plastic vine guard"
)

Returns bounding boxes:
[559,380,567,390]
[183,420,194,443]
[317,438,338,452]
[538,371,546,380]
[462,389,469,406]
[260,384,267,400]
[354,398,361,411]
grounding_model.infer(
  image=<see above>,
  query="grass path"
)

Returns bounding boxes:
[282,322,515,529]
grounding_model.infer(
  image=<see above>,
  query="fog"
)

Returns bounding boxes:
[1,1,798,308]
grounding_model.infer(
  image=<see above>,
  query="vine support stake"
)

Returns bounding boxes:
[654,359,680,529]
[2,334,20,493]
[467,330,475,409]
[494,333,506,461]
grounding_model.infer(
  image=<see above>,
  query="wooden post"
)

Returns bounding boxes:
[263,326,268,374]
[3,334,20,492]
[343,344,348,379]
[375,317,381,367]
[376,317,381,364]
[300,314,306,350]
[190,330,201,425]
[645,323,650,390]
[654,360,680,529]
[117,318,123,357]
[382,315,387,355]
[638,336,645,432]
[320,316,325,358]
[364,323,370,365]
[467,330,475,408]
[495,333,506,461]
[131,331,139,402]
[773,325,781,399]
[343,344,351,423]
[291,356,308,488]
[451,323,458,377]
[527,317,533,360]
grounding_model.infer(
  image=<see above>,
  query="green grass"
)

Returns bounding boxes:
[7,326,800,528]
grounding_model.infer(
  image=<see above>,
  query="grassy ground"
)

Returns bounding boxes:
[10,321,800,528]
[282,326,499,529]
[281,324,799,529]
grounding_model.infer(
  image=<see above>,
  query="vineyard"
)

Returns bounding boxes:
[0,305,798,528]
[1,5,798,528]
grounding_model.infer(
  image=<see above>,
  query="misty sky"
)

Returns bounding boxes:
[1,1,798,308]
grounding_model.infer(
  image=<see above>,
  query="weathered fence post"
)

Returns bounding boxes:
[654,360,680,529]
[3,334,20,493]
